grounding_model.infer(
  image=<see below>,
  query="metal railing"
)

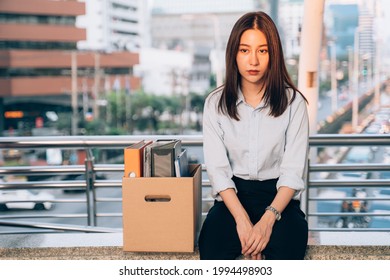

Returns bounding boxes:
[0,134,389,234]
[308,134,390,231]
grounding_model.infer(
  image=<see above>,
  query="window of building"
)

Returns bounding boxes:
[0,41,77,50]
[0,13,76,26]
[111,3,137,11]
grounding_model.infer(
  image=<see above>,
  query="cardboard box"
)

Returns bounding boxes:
[122,164,202,252]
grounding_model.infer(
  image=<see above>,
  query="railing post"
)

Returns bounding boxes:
[304,158,310,218]
[84,148,96,227]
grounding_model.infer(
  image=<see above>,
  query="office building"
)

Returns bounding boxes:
[76,0,149,51]
[0,0,140,135]
[279,0,305,58]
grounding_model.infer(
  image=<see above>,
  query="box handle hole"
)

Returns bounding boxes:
[144,195,171,202]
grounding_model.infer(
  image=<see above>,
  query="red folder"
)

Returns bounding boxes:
[124,140,152,177]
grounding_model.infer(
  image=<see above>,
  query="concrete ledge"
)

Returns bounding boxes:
[1,245,390,260]
[0,247,198,260]
[0,232,389,260]
[304,245,390,260]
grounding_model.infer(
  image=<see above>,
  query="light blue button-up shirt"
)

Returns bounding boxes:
[203,87,309,201]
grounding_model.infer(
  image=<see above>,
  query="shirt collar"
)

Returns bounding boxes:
[237,87,267,110]
[236,87,245,106]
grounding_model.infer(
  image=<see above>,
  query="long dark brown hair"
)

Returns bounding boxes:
[218,11,306,120]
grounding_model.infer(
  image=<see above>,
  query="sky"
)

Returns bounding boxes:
[151,0,256,14]
[378,0,390,40]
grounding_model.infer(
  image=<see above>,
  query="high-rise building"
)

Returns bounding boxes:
[279,0,304,58]
[325,4,359,59]
[76,0,149,51]
[0,0,140,135]
[358,6,375,59]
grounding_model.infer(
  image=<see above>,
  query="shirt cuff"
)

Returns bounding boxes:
[276,174,305,200]
[210,176,237,201]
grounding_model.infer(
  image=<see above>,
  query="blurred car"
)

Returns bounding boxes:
[0,190,54,210]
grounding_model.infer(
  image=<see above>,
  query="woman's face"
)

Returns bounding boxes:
[236,28,269,88]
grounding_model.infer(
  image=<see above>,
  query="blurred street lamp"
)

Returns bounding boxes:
[373,9,383,110]
[71,51,78,136]
[362,52,371,89]
[329,41,337,113]
[352,28,360,132]
[347,46,353,101]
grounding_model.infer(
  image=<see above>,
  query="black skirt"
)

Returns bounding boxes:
[198,176,308,260]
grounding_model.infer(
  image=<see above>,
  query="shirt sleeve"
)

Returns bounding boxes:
[276,95,309,199]
[203,94,236,200]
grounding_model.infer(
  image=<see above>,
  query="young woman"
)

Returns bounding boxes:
[199,11,309,260]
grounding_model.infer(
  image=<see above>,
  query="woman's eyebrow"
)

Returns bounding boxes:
[239,43,268,47]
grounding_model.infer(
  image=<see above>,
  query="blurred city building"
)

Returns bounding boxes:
[279,0,305,58]
[76,0,150,52]
[134,48,192,96]
[357,5,375,60]
[325,3,359,59]
[0,0,389,136]
[0,0,140,136]
[150,0,263,94]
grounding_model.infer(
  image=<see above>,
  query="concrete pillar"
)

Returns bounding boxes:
[298,0,325,135]
[297,0,325,220]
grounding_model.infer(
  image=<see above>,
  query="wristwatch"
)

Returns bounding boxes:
[265,206,281,221]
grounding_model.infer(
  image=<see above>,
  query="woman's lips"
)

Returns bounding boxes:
[247,70,260,75]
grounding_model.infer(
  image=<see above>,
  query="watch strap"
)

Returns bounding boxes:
[265,205,281,221]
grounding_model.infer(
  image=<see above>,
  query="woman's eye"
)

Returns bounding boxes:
[259,49,268,54]
[239,49,249,53]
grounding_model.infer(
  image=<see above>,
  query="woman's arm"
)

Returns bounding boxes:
[218,189,254,253]
[241,186,295,258]
[203,93,237,199]
[276,96,309,197]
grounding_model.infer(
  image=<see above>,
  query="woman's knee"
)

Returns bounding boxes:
[198,202,241,260]
[263,214,308,260]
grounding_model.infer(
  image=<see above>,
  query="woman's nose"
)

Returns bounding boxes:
[249,53,259,65]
